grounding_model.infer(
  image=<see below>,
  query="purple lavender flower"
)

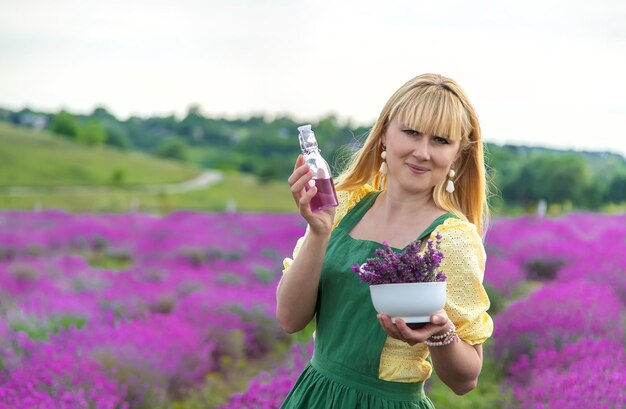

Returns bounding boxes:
[352,233,445,285]
[509,338,626,409]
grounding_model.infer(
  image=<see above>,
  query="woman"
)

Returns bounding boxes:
[276,73,493,408]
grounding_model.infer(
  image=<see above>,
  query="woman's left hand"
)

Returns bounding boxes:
[377,309,450,346]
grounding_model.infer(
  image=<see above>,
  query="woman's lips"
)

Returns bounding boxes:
[406,164,430,174]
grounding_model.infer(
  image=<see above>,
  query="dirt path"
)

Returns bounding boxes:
[0,170,223,195]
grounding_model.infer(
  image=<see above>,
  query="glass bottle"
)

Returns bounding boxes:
[297,124,338,211]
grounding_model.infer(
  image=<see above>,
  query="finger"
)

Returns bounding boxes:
[298,185,317,208]
[429,311,448,326]
[290,170,314,196]
[296,184,319,218]
[288,164,312,187]
[293,154,304,171]
[395,319,418,342]
[377,314,402,339]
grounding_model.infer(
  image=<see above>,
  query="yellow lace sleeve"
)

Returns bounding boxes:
[282,185,375,274]
[437,218,493,345]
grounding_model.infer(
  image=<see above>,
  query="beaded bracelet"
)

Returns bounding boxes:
[425,332,458,347]
[424,320,458,347]
[429,320,456,340]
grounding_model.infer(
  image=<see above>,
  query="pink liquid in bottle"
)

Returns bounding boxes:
[307,177,339,212]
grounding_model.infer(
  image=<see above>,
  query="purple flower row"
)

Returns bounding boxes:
[509,338,626,408]
[484,212,626,300]
[493,279,623,366]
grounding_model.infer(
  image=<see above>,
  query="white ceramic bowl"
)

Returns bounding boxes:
[369,281,446,323]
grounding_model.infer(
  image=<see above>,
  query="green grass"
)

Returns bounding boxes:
[0,123,201,186]
[427,343,513,409]
[10,315,87,341]
[175,171,294,212]
[0,172,295,213]
[86,250,134,270]
[173,336,296,409]
[185,145,222,166]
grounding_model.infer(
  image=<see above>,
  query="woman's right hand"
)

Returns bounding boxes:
[288,155,335,237]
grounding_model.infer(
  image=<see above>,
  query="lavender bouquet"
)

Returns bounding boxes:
[352,233,446,285]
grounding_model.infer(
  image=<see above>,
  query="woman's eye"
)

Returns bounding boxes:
[434,136,449,145]
[402,129,419,136]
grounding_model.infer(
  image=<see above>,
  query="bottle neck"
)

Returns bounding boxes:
[301,145,320,155]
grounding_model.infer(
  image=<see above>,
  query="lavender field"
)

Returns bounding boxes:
[0,211,625,408]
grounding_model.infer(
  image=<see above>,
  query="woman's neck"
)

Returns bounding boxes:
[376,187,439,225]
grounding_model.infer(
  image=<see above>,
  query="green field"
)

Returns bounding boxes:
[0,123,295,213]
[0,122,201,186]
[0,172,294,213]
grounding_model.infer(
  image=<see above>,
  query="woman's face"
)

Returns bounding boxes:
[382,119,461,194]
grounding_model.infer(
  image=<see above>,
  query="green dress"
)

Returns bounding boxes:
[281,191,455,409]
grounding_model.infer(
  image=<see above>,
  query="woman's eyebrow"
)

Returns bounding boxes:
[401,125,421,133]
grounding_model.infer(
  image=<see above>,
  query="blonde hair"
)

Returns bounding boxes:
[335,73,489,235]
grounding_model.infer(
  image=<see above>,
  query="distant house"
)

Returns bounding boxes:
[18,113,48,131]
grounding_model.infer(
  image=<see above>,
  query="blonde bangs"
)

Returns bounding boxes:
[391,88,471,142]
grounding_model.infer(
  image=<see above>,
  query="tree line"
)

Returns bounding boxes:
[2,106,625,211]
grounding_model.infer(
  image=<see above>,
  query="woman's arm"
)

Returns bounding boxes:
[276,155,335,333]
[276,231,330,333]
[427,329,483,394]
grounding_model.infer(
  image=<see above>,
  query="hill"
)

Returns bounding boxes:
[0,123,294,213]
[0,122,201,187]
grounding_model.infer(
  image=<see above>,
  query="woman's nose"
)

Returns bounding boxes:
[411,139,430,160]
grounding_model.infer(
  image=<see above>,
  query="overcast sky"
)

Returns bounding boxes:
[1,0,625,156]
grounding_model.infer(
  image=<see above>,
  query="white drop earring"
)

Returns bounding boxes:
[446,168,456,193]
[379,149,388,175]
